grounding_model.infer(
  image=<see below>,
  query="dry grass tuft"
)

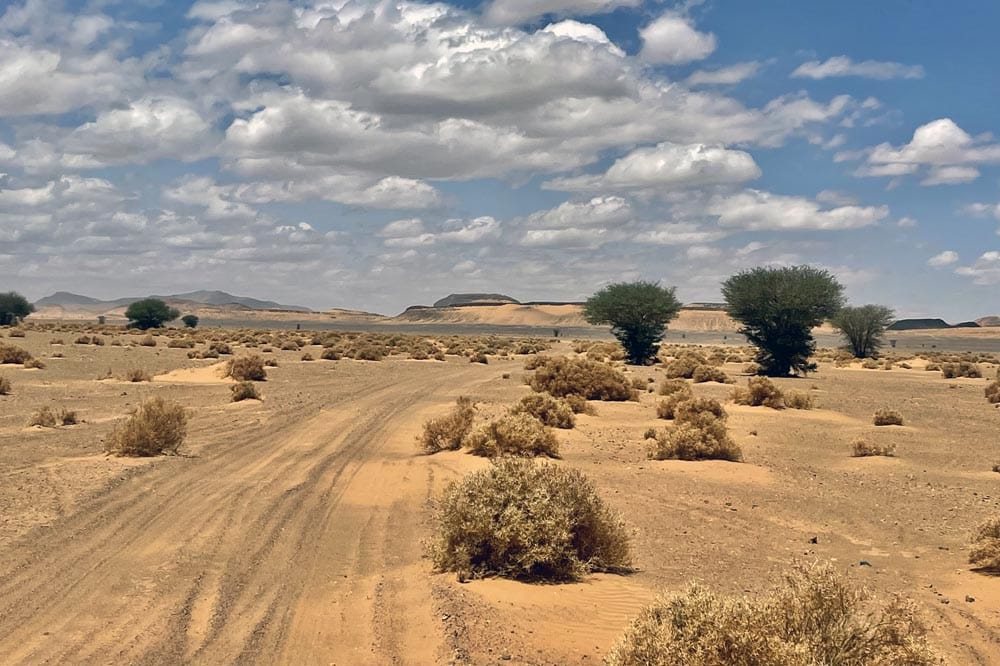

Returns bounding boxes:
[606,561,936,666]
[226,355,267,381]
[784,390,815,410]
[851,437,896,457]
[649,413,741,462]
[969,517,1000,571]
[104,397,187,456]
[125,368,152,382]
[527,357,636,401]
[510,393,576,429]
[419,397,476,454]
[432,458,630,580]
[29,406,57,427]
[465,413,560,458]
[231,381,261,402]
[873,408,904,426]
[732,376,785,409]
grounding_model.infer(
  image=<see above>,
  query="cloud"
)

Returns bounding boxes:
[708,189,888,231]
[927,250,959,267]
[686,61,761,86]
[521,226,626,248]
[544,142,761,192]
[792,56,924,80]
[523,196,633,228]
[483,0,640,25]
[955,252,1000,285]
[639,13,716,65]
[632,223,728,245]
[857,118,1000,185]
[896,216,918,228]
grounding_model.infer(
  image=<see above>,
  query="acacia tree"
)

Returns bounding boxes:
[832,304,895,358]
[181,314,200,328]
[722,266,844,376]
[583,281,681,365]
[0,291,34,326]
[125,298,180,330]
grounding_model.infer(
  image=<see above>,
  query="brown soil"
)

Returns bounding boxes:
[1,333,999,664]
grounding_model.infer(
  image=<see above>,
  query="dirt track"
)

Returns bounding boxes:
[0,360,483,664]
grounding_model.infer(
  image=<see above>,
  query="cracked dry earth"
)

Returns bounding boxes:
[2,332,1000,664]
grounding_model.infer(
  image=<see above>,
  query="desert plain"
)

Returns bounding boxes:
[1,322,1000,665]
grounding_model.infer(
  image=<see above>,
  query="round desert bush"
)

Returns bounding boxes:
[465,414,560,458]
[432,458,631,580]
[657,378,689,396]
[873,408,903,426]
[527,357,635,401]
[732,376,785,409]
[0,374,10,395]
[0,342,33,365]
[851,437,895,457]
[104,397,187,456]
[663,354,703,380]
[231,381,261,402]
[691,364,731,384]
[673,396,727,424]
[969,517,1000,571]
[985,381,1000,404]
[783,390,815,410]
[125,368,151,382]
[649,413,741,462]
[418,397,477,454]
[606,562,935,666]
[655,385,695,420]
[941,361,982,379]
[226,355,267,381]
[510,393,575,429]
[29,406,58,427]
[564,393,593,415]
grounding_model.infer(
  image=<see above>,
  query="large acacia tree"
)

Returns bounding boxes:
[832,304,895,358]
[583,281,681,365]
[0,291,34,326]
[125,298,180,330]
[722,266,844,376]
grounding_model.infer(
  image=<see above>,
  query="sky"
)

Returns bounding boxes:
[0,0,999,318]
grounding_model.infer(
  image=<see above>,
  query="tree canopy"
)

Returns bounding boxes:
[0,291,34,326]
[125,298,180,330]
[583,281,681,365]
[832,304,895,359]
[181,314,200,328]
[722,266,844,376]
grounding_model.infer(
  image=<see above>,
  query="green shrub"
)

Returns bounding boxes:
[231,381,261,402]
[432,458,631,580]
[419,397,476,454]
[465,413,560,458]
[606,562,935,665]
[104,397,187,456]
[527,357,635,401]
[511,393,575,428]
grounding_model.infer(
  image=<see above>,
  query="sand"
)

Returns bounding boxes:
[1,331,999,663]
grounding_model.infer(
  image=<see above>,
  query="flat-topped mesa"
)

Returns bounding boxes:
[432,293,520,308]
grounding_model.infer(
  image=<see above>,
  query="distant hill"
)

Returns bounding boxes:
[33,290,311,313]
[887,318,981,331]
[432,293,520,308]
[977,316,1000,327]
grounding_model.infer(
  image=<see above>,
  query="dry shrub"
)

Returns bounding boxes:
[606,562,935,666]
[564,393,594,415]
[784,390,815,410]
[104,397,187,456]
[432,458,630,580]
[527,357,635,401]
[663,352,706,379]
[656,385,694,419]
[264,358,279,367]
[510,393,575,429]
[985,381,1000,404]
[969,517,1000,571]
[732,376,785,409]
[24,358,45,369]
[657,378,689,396]
[465,413,560,458]
[320,348,342,361]
[59,409,78,426]
[139,334,157,347]
[167,338,195,349]
[851,438,896,457]
[861,358,879,370]
[7,328,25,337]
[231,381,261,402]
[873,408,903,426]
[209,341,232,355]
[29,406,57,427]
[673,396,727,424]
[419,397,476,454]
[226,355,267,381]
[0,374,10,395]
[691,365,731,384]
[301,352,314,361]
[469,351,489,364]
[941,361,982,379]
[649,413,741,462]
[125,368,152,382]
[0,343,33,365]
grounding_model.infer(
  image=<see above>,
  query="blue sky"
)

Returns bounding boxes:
[1,0,998,318]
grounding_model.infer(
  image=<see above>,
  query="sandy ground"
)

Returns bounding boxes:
[2,332,1000,664]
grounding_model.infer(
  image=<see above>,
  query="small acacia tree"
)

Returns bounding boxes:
[0,291,34,326]
[722,266,844,376]
[584,281,681,365]
[181,314,199,328]
[125,298,180,330]
[833,304,895,358]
